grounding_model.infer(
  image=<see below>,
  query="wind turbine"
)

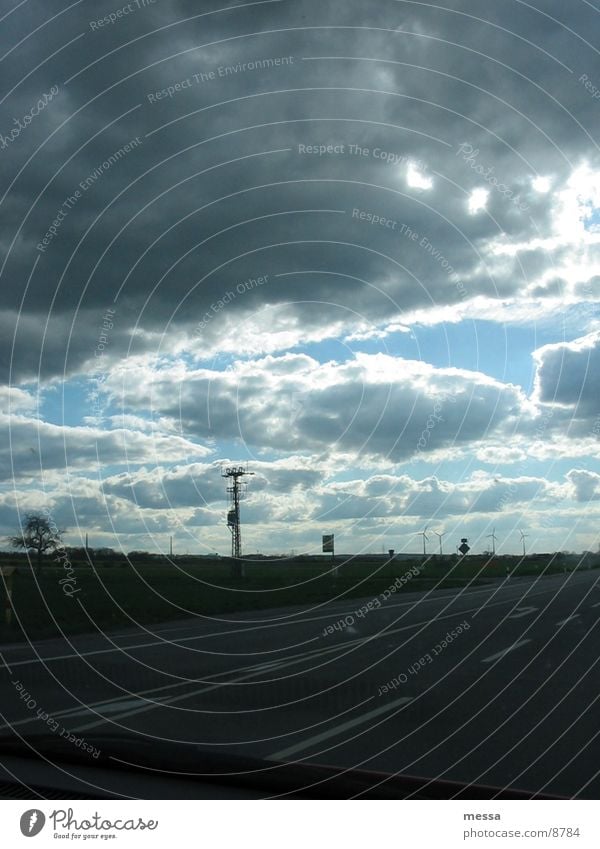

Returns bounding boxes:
[519,529,528,557]
[416,525,429,556]
[433,531,445,555]
[487,527,498,556]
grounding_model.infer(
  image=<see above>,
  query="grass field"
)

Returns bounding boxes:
[0,552,596,644]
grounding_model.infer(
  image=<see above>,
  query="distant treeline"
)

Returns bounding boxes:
[1,549,598,565]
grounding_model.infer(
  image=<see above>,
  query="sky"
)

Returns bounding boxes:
[0,0,599,557]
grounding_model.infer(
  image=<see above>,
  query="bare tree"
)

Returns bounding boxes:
[7,513,65,575]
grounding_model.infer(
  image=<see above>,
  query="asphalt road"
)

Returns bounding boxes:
[1,568,599,797]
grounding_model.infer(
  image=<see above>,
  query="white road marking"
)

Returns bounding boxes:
[1,577,589,733]
[2,574,498,657]
[68,658,294,733]
[0,582,562,671]
[0,607,464,671]
[508,606,538,620]
[481,640,531,664]
[556,615,580,627]
[13,576,516,654]
[591,602,600,609]
[267,696,412,761]
[95,699,162,715]
[0,656,300,732]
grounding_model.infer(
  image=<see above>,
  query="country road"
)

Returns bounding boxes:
[1,569,599,797]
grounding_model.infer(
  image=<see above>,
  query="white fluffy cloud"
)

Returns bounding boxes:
[0,458,596,556]
[533,331,600,415]
[0,413,212,482]
[566,469,600,502]
[104,352,531,463]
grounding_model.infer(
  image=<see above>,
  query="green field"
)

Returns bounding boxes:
[0,552,596,644]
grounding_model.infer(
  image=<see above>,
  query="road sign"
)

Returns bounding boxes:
[322,534,334,554]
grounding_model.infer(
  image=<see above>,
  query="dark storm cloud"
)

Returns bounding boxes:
[1,0,599,381]
[0,0,598,557]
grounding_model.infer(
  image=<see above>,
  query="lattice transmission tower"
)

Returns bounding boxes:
[222,466,253,558]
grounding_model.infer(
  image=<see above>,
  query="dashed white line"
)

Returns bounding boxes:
[0,583,562,671]
[0,656,300,732]
[94,699,163,716]
[556,615,580,627]
[69,658,293,733]
[267,696,412,761]
[508,606,538,620]
[481,640,531,664]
